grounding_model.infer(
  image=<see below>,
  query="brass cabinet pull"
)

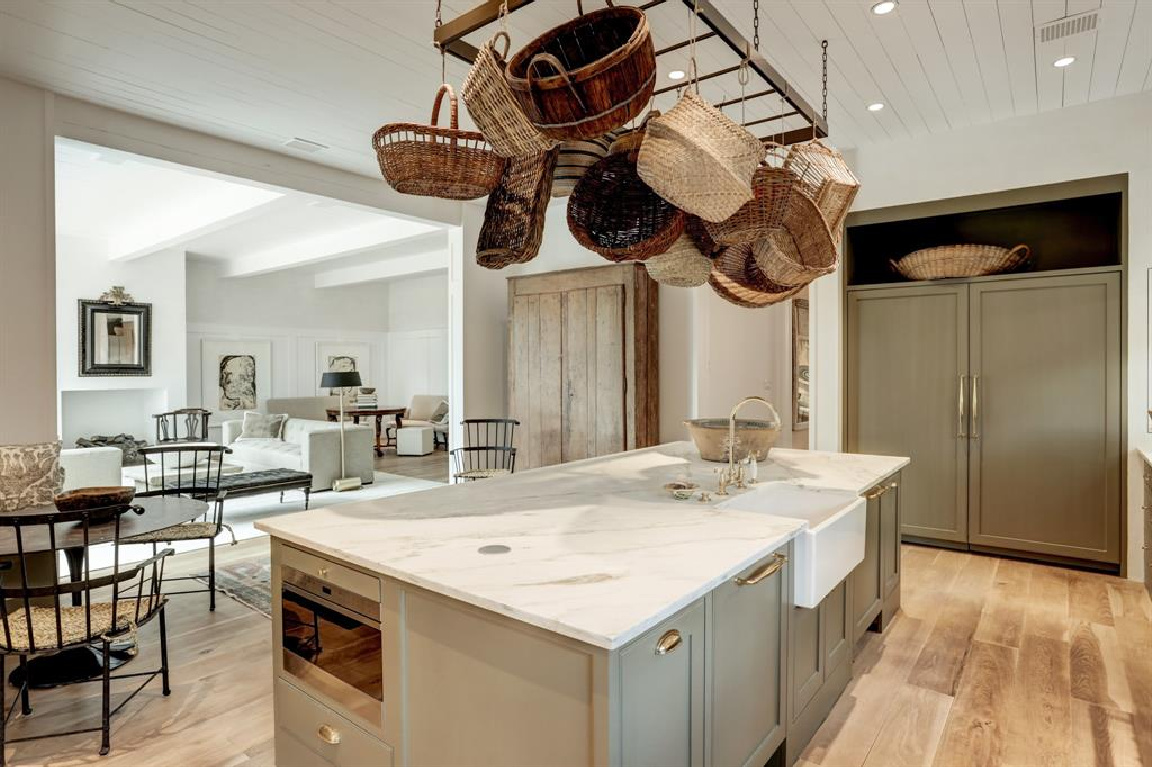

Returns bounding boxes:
[957,375,968,438]
[317,724,341,745]
[735,553,787,586]
[655,629,683,655]
[970,375,980,440]
[318,567,329,579]
[864,481,898,501]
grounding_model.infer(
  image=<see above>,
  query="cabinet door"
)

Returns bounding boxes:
[1145,464,1152,599]
[789,602,823,719]
[710,549,789,767]
[851,490,882,644]
[620,599,706,767]
[880,476,901,599]
[822,579,850,675]
[562,285,626,463]
[968,273,1121,564]
[847,286,969,543]
[509,293,564,469]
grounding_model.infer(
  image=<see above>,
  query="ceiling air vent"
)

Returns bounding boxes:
[1037,10,1098,43]
[283,137,328,153]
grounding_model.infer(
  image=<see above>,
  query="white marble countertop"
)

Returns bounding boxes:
[256,442,908,650]
[1139,448,1152,466]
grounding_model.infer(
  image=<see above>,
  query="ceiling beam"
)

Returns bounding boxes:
[314,250,449,289]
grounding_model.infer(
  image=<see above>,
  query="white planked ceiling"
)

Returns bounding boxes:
[3,1,1151,181]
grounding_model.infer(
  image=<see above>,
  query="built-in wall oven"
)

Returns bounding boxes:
[279,558,383,729]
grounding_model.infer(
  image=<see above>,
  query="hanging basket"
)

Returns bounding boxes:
[373,84,506,200]
[784,139,860,243]
[477,147,560,269]
[644,233,712,287]
[567,125,684,262]
[550,131,618,197]
[505,1,656,141]
[890,244,1031,281]
[702,156,797,247]
[751,188,838,286]
[710,244,804,308]
[462,32,558,159]
[685,215,723,259]
[637,91,765,222]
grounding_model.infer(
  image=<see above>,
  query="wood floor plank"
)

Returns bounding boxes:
[1069,622,1134,713]
[859,684,952,767]
[974,558,1032,648]
[1004,633,1071,766]
[1069,701,1142,767]
[1112,612,1152,766]
[932,640,1018,767]
[1069,572,1116,627]
[1026,564,1072,641]
[907,597,983,696]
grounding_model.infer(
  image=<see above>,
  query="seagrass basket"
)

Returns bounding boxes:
[462,32,558,159]
[702,160,796,247]
[637,91,765,222]
[567,127,684,262]
[710,243,804,308]
[506,0,656,141]
[890,243,1031,281]
[373,85,506,200]
[751,189,838,286]
[644,233,712,287]
[784,139,860,244]
[551,131,617,197]
[477,147,560,269]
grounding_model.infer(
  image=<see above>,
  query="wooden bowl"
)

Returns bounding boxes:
[54,486,135,513]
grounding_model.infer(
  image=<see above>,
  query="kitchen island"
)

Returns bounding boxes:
[258,443,907,767]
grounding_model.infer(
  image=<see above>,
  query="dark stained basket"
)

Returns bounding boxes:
[709,242,803,308]
[477,147,561,269]
[567,128,685,262]
[505,1,656,141]
[373,84,506,200]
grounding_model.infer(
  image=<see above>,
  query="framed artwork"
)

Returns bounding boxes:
[315,342,371,396]
[792,299,810,430]
[78,299,152,376]
[199,339,272,414]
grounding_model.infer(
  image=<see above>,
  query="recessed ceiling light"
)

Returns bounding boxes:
[867,102,885,112]
[871,1,897,15]
[283,137,328,153]
[668,69,686,81]
[1053,56,1076,68]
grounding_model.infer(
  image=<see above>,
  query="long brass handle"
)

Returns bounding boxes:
[317,724,341,745]
[655,629,682,655]
[735,553,787,586]
[864,481,898,501]
[971,375,980,440]
[957,375,968,438]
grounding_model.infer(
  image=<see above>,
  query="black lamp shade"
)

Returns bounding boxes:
[321,371,362,389]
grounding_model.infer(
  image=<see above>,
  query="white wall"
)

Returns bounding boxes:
[0,77,56,444]
[385,273,449,406]
[56,236,188,443]
[811,89,1152,579]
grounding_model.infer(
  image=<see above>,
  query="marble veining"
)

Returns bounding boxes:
[256,442,908,650]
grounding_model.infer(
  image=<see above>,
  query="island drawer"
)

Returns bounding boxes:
[275,679,393,767]
[282,544,380,602]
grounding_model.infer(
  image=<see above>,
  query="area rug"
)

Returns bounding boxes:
[197,559,272,617]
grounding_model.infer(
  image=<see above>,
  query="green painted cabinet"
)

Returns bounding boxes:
[850,477,901,645]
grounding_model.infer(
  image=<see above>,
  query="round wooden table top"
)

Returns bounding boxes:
[0,495,209,555]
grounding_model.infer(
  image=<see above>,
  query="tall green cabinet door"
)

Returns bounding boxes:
[968,273,1121,564]
[709,550,790,767]
[847,285,970,543]
[619,599,706,767]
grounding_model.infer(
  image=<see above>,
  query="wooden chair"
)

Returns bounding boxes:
[120,445,233,611]
[451,446,517,483]
[152,408,211,444]
[0,507,172,763]
[462,418,519,450]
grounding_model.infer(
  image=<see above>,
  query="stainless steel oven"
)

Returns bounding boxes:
[279,562,383,729]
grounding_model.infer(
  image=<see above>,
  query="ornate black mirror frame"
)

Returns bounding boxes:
[78,299,153,376]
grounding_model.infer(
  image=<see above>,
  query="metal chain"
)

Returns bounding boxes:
[821,40,828,121]
[435,0,445,84]
[753,0,760,51]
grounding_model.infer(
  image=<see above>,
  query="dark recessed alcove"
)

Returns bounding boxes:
[845,190,1123,286]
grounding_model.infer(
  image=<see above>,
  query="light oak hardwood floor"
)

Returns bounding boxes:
[6,543,1151,766]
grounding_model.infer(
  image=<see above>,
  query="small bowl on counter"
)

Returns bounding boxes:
[663,481,699,501]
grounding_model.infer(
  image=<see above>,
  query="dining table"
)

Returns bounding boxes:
[326,406,407,457]
[0,495,209,688]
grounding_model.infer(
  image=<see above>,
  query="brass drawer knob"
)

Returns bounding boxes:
[655,629,682,655]
[317,724,341,745]
[735,553,787,586]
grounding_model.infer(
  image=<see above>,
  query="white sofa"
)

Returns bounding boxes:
[395,394,449,448]
[222,417,374,492]
[60,447,124,491]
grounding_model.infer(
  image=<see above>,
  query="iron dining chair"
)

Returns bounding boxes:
[451,446,517,483]
[461,418,519,451]
[0,506,172,763]
[119,444,233,611]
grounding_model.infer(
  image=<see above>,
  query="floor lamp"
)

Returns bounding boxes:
[320,370,363,492]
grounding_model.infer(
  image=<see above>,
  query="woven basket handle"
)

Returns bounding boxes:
[489,30,511,61]
[430,84,459,130]
[576,0,614,14]
[1006,244,1030,260]
[528,52,586,112]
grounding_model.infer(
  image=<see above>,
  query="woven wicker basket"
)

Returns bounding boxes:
[784,139,860,244]
[505,2,656,141]
[752,189,838,286]
[477,147,560,269]
[703,163,797,247]
[462,32,558,159]
[644,233,712,287]
[373,85,506,200]
[550,131,617,197]
[636,91,765,222]
[891,243,1031,281]
[710,244,804,308]
[567,126,684,262]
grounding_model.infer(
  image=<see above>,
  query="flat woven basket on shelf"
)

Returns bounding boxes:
[567,127,684,262]
[891,243,1031,281]
[462,32,558,159]
[784,139,860,244]
[505,1,656,141]
[637,91,765,222]
[373,84,506,200]
[551,131,617,197]
[710,243,804,308]
[644,232,712,287]
[752,188,838,287]
[702,152,795,247]
[477,147,560,269]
